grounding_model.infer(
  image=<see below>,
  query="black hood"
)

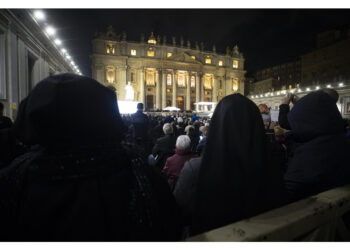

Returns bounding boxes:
[13,73,125,149]
[288,91,344,142]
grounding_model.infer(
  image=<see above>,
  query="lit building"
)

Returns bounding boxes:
[91,26,246,110]
[250,60,301,96]
[301,29,350,86]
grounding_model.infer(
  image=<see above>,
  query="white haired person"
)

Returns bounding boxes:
[162,135,197,191]
[149,123,177,169]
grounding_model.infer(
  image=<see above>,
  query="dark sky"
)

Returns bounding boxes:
[42,9,350,77]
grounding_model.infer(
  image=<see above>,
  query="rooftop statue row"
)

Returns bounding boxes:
[93,25,243,57]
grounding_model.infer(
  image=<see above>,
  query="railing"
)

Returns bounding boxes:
[187,185,350,241]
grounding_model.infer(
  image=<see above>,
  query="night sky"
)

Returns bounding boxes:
[41,9,350,77]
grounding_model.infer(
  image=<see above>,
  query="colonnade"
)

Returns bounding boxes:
[136,68,220,110]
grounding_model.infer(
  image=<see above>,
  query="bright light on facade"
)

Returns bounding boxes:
[316,86,320,90]
[46,26,56,36]
[251,96,254,99]
[54,39,62,45]
[339,83,344,87]
[61,48,67,54]
[306,88,310,91]
[66,55,71,59]
[297,89,301,92]
[255,95,258,98]
[34,10,45,20]
[327,84,332,88]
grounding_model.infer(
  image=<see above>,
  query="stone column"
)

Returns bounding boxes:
[195,73,200,103]
[172,71,177,107]
[139,68,145,104]
[162,71,166,109]
[119,66,127,100]
[213,75,218,102]
[201,73,205,102]
[186,73,191,110]
[156,69,161,109]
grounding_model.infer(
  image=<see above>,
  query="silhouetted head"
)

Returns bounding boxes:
[14,73,125,150]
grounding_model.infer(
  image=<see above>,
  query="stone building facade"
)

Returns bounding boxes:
[250,59,301,95]
[91,26,246,110]
[301,29,350,86]
[0,9,76,119]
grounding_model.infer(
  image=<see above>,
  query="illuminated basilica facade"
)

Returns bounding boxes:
[91,26,246,110]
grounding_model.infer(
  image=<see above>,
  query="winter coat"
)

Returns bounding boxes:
[162,149,196,190]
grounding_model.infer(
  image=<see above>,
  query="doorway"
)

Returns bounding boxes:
[146,95,154,110]
[177,96,184,110]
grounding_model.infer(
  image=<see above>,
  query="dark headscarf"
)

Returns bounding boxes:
[13,73,125,150]
[192,94,270,234]
[285,91,350,200]
[288,91,344,142]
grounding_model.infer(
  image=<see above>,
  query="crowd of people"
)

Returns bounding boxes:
[0,73,349,241]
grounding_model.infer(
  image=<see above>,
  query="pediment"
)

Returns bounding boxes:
[168,52,202,64]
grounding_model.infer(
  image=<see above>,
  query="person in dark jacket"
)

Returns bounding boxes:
[151,123,177,170]
[196,126,209,155]
[162,135,197,191]
[192,94,284,236]
[130,102,150,151]
[0,73,181,241]
[284,91,350,202]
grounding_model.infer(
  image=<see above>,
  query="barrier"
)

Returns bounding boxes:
[187,185,350,241]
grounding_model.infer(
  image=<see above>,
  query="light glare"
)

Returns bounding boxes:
[54,39,62,45]
[34,10,45,20]
[46,26,56,36]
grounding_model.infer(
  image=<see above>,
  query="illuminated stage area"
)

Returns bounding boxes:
[117,101,139,114]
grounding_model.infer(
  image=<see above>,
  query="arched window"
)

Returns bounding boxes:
[147,48,155,57]
[106,66,115,83]
[232,78,239,91]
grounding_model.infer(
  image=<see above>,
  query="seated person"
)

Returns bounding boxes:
[162,135,196,191]
[150,123,177,170]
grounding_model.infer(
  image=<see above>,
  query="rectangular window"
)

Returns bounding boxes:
[191,56,196,60]
[167,74,172,86]
[146,71,155,86]
[233,60,239,68]
[178,74,185,87]
[218,60,223,66]
[131,49,136,56]
[147,49,154,57]
[205,57,211,64]
[167,52,172,58]
[191,76,195,88]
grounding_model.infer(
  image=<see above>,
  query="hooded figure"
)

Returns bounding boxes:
[0,74,181,241]
[192,94,283,235]
[284,91,350,201]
